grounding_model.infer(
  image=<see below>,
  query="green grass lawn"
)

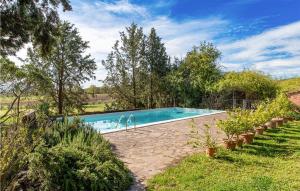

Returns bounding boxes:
[82,103,107,113]
[147,121,300,191]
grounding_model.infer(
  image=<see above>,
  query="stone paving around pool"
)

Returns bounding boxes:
[103,112,227,191]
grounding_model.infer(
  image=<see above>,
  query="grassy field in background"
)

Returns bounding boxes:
[0,103,108,116]
[147,121,300,191]
[0,94,110,116]
[82,103,107,113]
[278,77,300,93]
[0,95,41,103]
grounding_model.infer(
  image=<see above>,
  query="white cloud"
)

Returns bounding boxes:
[218,21,300,77]
[59,1,228,87]
[8,0,300,87]
[95,0,149,17]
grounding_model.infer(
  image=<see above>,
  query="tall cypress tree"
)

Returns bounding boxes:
[145,28,170,108]
[103,23,146,109]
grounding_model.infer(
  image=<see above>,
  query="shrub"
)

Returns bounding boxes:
[3,119,132,191]
[267,93,294,119]
[252,101,270,126]
[217,109,253,140]
[217,118,236,140]
[189,120,217,148]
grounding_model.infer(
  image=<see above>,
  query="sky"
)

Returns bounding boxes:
[13,0,300,87]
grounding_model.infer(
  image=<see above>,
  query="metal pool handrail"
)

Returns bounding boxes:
[126,114,136,131]
[115,114,125,129]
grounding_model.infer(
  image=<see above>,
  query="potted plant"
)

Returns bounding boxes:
[252,104,268,135]
[217,119,236,150]
[237,109,255,144]
[189,120,218,157]
[230,111,245,147]
[234,129,244,147]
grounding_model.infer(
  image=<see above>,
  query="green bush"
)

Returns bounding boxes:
[3,119,132,191]
[266,93,294,119]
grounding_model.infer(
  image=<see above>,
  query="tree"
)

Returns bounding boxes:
[103,23,146,109]
[27,22,96,114]
[215,71,278,100]
[0,58,32,121]
[145,28,170,108]
[0,0,72,56]
[86,85,99,97]
[168,42,222,107]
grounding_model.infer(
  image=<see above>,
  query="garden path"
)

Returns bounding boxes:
[104,112,227,191]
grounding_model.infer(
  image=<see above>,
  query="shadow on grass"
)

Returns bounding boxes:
[240,123,300,157]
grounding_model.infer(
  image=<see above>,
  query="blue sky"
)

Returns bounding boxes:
[13,0,300,86]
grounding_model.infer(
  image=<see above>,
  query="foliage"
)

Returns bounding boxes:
[0,0,71,56]
[27,21,96,114]
[267,93,294,118]
[0,116,47,190]
[217,109,254,140]
[85,85,104,97]
[189,119,217,148]
[0,58,33,120]
[215,71,278,100]
[278,77,300,93]
[103,24,171,109]
[217,118,236,140]
[148,121,300,191]
[1,118,132,191]
[167,42,222,107]
[251,101,270,126]
[145,28,170,108]
[103,23,146,109]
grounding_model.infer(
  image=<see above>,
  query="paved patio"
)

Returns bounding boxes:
[103,112,227,191]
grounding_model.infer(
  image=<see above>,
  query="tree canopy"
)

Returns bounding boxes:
[167,42,222,107]
[27,22,96,114]
[215,71,279,100]
[0,0,72,56]
[145,28,170,108]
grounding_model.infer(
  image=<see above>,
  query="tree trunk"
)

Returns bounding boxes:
[132,67,137,108]
[16,96,20,118]
[150,75,153,108]
[58,52,64,115]
[58,82,63,114]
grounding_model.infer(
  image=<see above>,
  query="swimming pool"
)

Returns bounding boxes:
[79,107,224,133]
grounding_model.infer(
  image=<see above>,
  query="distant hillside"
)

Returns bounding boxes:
[278,77,300,93]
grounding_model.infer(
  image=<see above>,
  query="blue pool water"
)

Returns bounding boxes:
[79,107,223,133]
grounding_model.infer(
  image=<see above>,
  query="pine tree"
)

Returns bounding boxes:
[103,23,146,109]
[1,0,72,56]
[27,22,96,114]
[145,28,170,108]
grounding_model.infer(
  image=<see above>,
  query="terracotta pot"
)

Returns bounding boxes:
[241,133,254,144]
[265,121,276,129]
[271,118,284,127]
[235,138,244,147]
[255,127,264,135]
[262,124,268,130]
[248,132,255,139]
[206,147,216,157]
[223,139,236,150]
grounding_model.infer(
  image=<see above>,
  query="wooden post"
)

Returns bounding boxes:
[242,99,247,109]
